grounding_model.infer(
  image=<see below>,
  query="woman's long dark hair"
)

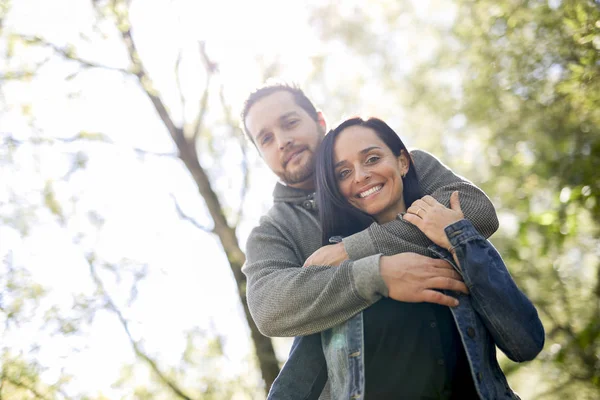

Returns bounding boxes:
[315,117,423,245]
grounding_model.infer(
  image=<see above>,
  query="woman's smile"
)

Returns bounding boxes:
[357,184,384,198]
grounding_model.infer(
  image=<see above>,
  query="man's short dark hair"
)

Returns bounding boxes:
[241,82,319,144]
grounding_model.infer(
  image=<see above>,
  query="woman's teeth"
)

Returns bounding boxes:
[359,185,382,198]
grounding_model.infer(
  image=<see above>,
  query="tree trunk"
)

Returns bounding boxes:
[177,141,280,390]
[117,18,281,391]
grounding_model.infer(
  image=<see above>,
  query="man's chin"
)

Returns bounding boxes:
[282,170,314,188]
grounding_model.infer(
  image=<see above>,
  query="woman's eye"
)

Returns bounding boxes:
[261,135,272,145]
[286,120,299,128]
[366,155,380,164]
[338,170,350,180]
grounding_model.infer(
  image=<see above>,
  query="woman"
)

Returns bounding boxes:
[270,117,544,400]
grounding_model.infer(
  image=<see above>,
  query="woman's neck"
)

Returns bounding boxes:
[375,201,407,224]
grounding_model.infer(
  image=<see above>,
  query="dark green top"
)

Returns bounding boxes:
[363,298,478,399]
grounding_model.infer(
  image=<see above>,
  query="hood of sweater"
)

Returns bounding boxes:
[272,182,315,205]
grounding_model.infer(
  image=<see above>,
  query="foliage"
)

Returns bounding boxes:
[310,0,600,397]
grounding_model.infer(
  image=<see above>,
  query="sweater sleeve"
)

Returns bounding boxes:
[243,215,387,337]
[343,149,498,260]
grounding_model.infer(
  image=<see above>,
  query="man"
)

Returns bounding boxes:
[241,83,499,398]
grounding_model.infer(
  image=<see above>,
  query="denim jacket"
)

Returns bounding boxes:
[268,220,545,400]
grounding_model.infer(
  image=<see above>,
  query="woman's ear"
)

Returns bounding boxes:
[398,150,410,177]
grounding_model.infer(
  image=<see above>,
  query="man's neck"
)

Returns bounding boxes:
[284,178,315,192]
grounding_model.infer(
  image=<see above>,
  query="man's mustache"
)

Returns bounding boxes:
[282,146,308,167]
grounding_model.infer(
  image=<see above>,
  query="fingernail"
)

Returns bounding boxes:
[453,299,459,307]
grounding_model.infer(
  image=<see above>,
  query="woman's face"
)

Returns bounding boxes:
[333,125,410,223]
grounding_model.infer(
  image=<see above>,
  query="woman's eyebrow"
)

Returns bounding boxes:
[359,146,382,155]
[334,160,347,169]
[334,146,382,168]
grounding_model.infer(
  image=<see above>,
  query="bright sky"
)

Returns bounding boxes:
[0,0,459,398]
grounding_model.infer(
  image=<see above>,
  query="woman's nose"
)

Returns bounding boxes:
[354,167,371,183]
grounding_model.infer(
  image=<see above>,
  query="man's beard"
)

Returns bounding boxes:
[279,151,315,186]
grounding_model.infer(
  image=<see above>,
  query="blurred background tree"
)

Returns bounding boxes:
[309,0,600,397]
[1,0,598,398]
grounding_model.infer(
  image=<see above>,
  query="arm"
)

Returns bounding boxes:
[445,220,545,362]
[244,216,465,336]
[404,195,544,362]
[343,149,499,260]
[243,216,385,337]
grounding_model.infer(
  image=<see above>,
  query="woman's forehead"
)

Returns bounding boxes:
[333,126,388,162]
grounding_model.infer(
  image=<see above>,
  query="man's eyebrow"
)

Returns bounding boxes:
[334,146,382,169]
[254,112,301,142]
[278,111,300,122]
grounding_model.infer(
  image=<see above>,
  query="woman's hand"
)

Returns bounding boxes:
[404,191,464,250]
[303,242,349,267]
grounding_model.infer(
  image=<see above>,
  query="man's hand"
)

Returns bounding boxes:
[380,252,468,307]
[404,191,465,250]
[303,242,349,267]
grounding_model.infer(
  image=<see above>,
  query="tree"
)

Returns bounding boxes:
[1,0,279,397]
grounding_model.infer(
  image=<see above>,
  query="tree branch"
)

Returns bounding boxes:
[3,376,52,400]
[170,194,213,233]
[4,131,177,159]
[219,85,250,226]
[17,35,131,75]
[86,255,196,400]
[191,42,216,144]
[113,7,186,150]
[174,50,186,122]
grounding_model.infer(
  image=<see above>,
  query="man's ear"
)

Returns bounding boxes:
[317,111,327,130]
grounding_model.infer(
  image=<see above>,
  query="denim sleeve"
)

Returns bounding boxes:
[267,334,328,400]
[445,220,545,362]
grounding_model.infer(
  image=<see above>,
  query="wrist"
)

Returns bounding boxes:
[338,242,349,259]
[376,256,391,297]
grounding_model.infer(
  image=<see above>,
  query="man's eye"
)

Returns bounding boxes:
[261,135,272,145]
[366,155,380,164]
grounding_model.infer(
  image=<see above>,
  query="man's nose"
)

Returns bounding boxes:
[277,133,293,150]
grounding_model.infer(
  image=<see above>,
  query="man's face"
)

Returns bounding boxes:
[245,91,325,190]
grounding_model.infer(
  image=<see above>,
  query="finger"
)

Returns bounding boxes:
[405,206,422,219]
[421,195,440,207]
[425,266,463,281]
[403,213,423,227]
[427,276,470,295]
[428,258,453,269]
[450,191,462,213]
[420,289,460,307]
[412,199,430,211]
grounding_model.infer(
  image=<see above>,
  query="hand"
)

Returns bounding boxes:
[379,252,468,307]
[404,191,464,250]
[303,242,349,267]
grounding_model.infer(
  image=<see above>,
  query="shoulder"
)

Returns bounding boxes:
[247,202,305,244]
[248,203,287,238]
[409,148,440,165]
